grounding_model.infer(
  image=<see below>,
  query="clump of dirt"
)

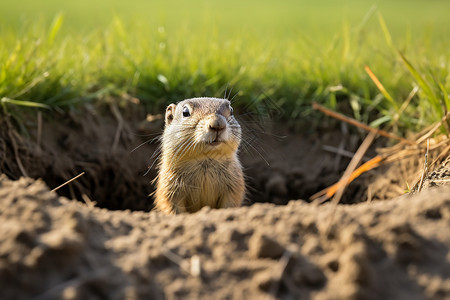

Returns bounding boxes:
[1,175,449,299]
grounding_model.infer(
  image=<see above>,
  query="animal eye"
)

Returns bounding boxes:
[182,106,190,117]
[229,106,234,116]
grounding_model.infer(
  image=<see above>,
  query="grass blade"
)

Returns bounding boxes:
[364,65,398,110]
[438,82,450,110]
[48,13,64,45]
[377,13,393,49]
[398,51,441,115]
[1,97,50,109]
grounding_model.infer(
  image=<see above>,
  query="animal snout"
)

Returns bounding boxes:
[208,115,227,132]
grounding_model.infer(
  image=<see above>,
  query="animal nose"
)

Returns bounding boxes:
[208,115,226,132]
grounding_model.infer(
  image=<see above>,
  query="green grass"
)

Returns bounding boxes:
[1,0,450,134]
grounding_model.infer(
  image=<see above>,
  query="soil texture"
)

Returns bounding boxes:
[1,175,449,299]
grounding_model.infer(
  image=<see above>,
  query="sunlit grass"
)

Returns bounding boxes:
[1,0,449,135]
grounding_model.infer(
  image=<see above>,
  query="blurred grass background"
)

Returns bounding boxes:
[1,0,449,133]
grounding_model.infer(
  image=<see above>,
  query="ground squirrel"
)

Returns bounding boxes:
[154,97,245,214]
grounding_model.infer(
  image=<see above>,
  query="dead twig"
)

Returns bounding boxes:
[162,248,202,278]
[81,193,96,208]
[312,102,415,145]
[51,172,85,192]
[322,144,371,162]
[416,139,430,193]
[367,184,373,203]
[331,131,377,204]
[324,131,377,233]
[311,154,383,202]
[333,123,349,171]
[430,144,450,169]
[392,86,419,128]
[8,125,28,177]
[431,178,450,183]
[110,102,124,151]
[415,111,450,145]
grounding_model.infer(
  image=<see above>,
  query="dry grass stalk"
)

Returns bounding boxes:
[4,119,30,178]
[81,193,97,208]
[324,131,377,233]
[416,139,430,193]
[10,130,28,177]
[410,141,450,192]
[311,155,383,201]
[110,102,124,151]
[322,144,370,162]
[51,172,85,192]
[311,102,450,202]
[162,248,202,278]
[312,102,415,145]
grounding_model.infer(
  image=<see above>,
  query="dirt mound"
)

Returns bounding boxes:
[1,107,449,299]
[1,175,449,300]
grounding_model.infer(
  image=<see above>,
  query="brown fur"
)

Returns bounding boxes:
[154,97,245,214]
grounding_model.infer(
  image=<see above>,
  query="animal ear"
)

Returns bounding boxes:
[165,104,177,125]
